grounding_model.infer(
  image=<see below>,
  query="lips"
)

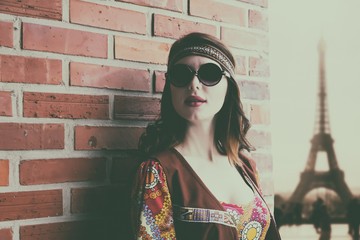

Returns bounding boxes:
[185,96,207,107]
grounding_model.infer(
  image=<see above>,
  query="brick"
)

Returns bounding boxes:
[0,21,13,47]
[221,28,268,52]
[250,104,270,125]
[0,228,12,240]
[0,91,12,116]
[249,9,268,31]
[114,36,170,64]
[70,0,146,34]
[20,221,107,240]
[107,165,140,237]
[23,92,109,119]
[0,190,62,221]
[153,14,216,39]
[116,0,183,12]
[114,96,160,120]
[0,0,62,20]
[111,154,142,184]
[0,123,64,150]
[71,187,110,214]
[108,184,134,238]
[240,0,268,8]
[0,160,9,186]
[154,71,166,93]
[249,56,269,77]
[70,62,150,92]
[238,80,269,100]
[189,0,246,25]
[74,126,144,150]
[0,54,62,85]
[247,129,271,149]
[69,183,133,238]
[22,23,107,58]
[20,158,106,185]
[234,54,246,75]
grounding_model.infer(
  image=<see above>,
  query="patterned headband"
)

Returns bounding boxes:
[168,45,235,77]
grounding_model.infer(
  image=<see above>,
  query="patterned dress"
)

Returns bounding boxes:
[136,159,271,240]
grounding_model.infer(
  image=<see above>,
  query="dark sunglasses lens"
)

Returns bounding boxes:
[169,64,193,87]
[198,63,223,86]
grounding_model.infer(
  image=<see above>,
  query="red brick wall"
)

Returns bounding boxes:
[0,0,271,239]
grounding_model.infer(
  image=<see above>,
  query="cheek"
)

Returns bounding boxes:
[212,81,228,114]
[211,79,228,104]
[170,86,183,112]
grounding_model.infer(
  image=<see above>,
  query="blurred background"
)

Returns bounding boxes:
[270,0,360,239]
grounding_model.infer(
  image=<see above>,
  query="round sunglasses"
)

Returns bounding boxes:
[166,63,230,87]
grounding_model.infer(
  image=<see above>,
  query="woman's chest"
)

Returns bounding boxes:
[190,162,255,205]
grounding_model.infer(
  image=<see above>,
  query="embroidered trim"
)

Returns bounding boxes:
[169,45,235,77]
[173,204,237,228]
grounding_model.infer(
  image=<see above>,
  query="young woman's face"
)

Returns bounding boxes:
[169,56,228,123]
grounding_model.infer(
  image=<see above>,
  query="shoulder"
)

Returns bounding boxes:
[147,148,183,170]
[137,149,179,174]
[133,158,170,195]
[140,149,185,188]
[138,158,163,174]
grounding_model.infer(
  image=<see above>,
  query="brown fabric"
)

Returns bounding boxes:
[153,148,282,240]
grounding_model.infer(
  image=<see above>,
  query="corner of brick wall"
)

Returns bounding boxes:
[0,0,271,239]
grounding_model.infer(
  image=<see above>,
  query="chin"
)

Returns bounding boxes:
[185,115,216,123]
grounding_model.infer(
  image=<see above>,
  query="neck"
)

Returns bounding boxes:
[176,118,220,161]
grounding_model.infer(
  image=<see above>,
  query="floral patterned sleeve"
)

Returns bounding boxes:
[135,160,176,240]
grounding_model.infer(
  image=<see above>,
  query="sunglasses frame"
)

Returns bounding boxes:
[166,63,231,87]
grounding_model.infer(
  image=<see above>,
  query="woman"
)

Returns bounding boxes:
[131,32,281,240]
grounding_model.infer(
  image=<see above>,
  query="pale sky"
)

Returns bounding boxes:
[269,0,360,193]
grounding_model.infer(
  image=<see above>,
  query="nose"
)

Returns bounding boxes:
[188,73,201,90]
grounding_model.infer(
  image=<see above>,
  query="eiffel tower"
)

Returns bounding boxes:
[287,39,353,212]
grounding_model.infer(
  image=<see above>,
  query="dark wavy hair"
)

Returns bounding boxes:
[138,32,252,165]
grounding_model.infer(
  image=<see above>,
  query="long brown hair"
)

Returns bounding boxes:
[138,32,252,165]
